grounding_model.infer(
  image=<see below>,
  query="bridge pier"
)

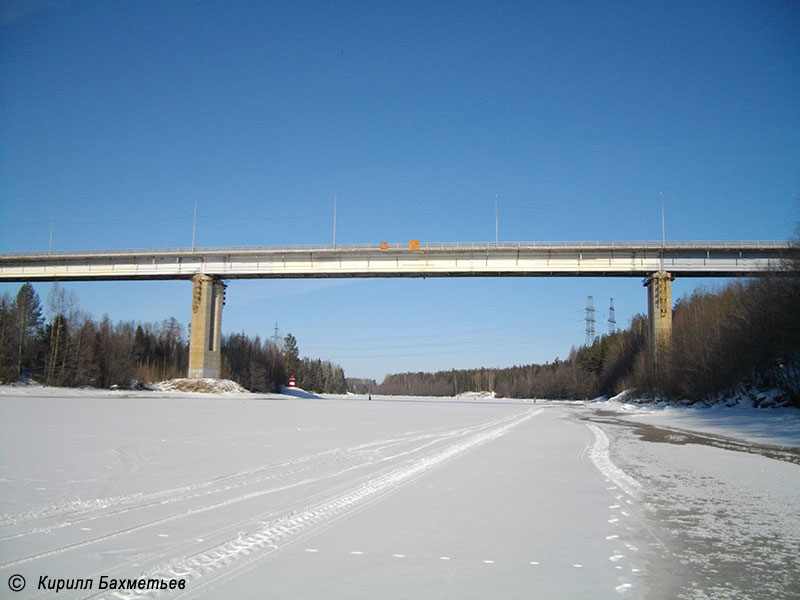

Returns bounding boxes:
[644,270,673,360]
[188,274,225,379]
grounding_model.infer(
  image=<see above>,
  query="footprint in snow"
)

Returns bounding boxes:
[609,553,624,562]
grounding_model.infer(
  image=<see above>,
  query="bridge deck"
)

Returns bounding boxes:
[0,242,796,282]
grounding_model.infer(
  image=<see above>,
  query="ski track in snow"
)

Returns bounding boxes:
[1,408,540,599]
[582,421,649,598]
[585,422,642,500]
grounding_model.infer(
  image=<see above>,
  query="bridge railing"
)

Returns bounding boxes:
[0,240,797,258]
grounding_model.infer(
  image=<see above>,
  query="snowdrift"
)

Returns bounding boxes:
[151,378,249,394]
[280,386,321,399]
[455,391,497,400]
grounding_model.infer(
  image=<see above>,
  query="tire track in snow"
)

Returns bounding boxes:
[0,411,535,577]
[90,408,542,599]
[7,412,527,599]
[0,416,507,542]
[0,447,345,529]
[0,435,463,570]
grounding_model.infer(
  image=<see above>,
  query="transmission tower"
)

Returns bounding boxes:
[271,322,283,350]
[608,298,617,335]
[585,295,596,346]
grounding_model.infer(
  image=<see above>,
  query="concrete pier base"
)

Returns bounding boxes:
[645,270,673,360]
[188,274,225,379]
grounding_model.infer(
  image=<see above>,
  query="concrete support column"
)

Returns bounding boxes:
[188,274,225,379]
[644,270,673,359]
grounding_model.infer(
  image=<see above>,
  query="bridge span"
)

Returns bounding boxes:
[0,241,793,281]
[1,241,797,379]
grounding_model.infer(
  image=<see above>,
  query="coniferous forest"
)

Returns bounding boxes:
[1,272,798,406]
[0,283,345,394]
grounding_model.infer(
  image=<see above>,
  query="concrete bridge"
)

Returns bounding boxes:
[1,241,797,378]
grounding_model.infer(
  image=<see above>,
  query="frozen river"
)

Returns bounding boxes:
[0,387,798,599]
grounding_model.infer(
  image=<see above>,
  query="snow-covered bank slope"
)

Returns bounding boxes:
[599,394,800,448]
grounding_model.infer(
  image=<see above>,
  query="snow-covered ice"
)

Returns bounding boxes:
[0,386,798,599]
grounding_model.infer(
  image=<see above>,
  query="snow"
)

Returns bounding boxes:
[601,391,800,448]
[280,386,321,399]
[150,379,249,394]
[454,391,497,400]
[584,423,642,499]
[0,386,798,599]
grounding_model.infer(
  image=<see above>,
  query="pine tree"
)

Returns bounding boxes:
[13,283,44,379]
[0,294,14,382]
[283,333,299,380]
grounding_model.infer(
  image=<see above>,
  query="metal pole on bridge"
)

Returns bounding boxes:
[495,194,498,246]
[660,191,665,271]
[191,202,197,252]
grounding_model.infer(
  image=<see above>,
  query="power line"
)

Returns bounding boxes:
[301,318,584,348]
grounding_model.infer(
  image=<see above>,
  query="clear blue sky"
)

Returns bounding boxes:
[2,1,799,381]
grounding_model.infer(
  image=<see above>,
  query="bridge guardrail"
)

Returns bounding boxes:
[1,240,797,259]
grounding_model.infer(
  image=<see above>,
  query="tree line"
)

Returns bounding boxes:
[3,268,797,405]
[376,273,800,407]
[222,331,346,394]
[0,283,346,394]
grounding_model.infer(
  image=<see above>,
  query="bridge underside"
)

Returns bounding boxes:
[0,269,780,282]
